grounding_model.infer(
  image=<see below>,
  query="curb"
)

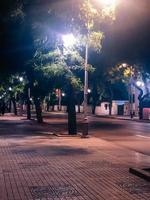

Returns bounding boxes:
[129,167,150,182]
[94,115,150,123]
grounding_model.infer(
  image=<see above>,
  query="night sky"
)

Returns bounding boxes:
[100,0,150,68]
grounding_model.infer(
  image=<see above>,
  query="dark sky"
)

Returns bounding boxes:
[100,0,150,68]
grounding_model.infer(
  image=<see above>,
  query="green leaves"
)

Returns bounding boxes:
[80,0,99,31]
[43,63,66,77]
[89,31,104,51]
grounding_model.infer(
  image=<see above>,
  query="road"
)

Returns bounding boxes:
[89,116,150,156]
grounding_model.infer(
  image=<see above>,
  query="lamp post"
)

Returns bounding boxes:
[83,0,117,136]
[129,78,134,119]
[129,66,135,119]
[18,76,24,115]
[83,40,89,133]
[82,31,92,136]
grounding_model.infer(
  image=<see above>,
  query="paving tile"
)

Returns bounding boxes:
[0,115,150,200]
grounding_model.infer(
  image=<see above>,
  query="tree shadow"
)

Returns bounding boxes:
[11,146,92,156]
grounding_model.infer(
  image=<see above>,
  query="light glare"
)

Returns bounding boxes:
[9,87,12,91]
[62,34,76,48]
[62,93,65,97]
[88,89,91,93]
[100,0,117,7]
[136,81,144,87]
[19,77,23,82]
[122,63,127,67]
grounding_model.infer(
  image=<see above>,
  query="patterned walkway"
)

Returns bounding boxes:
[0,115,150,200]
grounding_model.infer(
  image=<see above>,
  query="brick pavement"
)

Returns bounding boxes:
[0,115,150,200]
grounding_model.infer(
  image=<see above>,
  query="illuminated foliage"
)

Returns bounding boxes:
[78,0,116,51]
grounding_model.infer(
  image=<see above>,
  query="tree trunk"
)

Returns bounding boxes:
[109,101,112,115]
[34,98,43,123]
[77,104,80,113]
[8,99,12,113]
[91,87,98,114]
[77,97,80,113]
[52,105,54,111]
[19,103,23,116]
[67,85,77,135]
[139,102,143,120]
[47,102,50,111]
[108,84,113,116]
[12,97,17,115]
[91,104,95,114]
[27,98,31,120]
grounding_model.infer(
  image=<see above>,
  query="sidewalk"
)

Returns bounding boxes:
[0,115,150,200]
[94,114,150,123]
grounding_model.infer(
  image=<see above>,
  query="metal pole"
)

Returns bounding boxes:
[27,87,31,119]
[84,43,88,119]
[28,88,30,99]
[82,0,90,136]
[83,41,89,136]
[58,89,62,111]
[130,84,133,119]
[130,69,134,119]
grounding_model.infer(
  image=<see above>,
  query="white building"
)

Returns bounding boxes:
[95,100,130,116]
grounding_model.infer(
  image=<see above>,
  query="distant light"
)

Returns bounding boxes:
[19,77,23,82]
[88,89,91,93]
[30,98,33,101]
[62,34,76,48]
[62,93,65,97]
[136,81,144,87]
[9,87,12,91]
[122,63,127,67]
[0,96,2,99]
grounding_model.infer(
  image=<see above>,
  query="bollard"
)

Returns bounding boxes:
[82,118,88,138]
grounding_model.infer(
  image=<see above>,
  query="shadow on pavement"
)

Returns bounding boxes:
[11,146,92,156]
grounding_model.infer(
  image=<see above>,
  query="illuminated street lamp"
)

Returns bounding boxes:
[122,63,127,68]
[88,89,91,93]
[62,92,65,97]
[136,81,144,87]
[83,0,117,136]
[19,77,23,82]
[9,87,12,91]
[62,34,76,48]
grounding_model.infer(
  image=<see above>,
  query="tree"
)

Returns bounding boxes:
[108,63,150,119]
[31,35,84,133]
